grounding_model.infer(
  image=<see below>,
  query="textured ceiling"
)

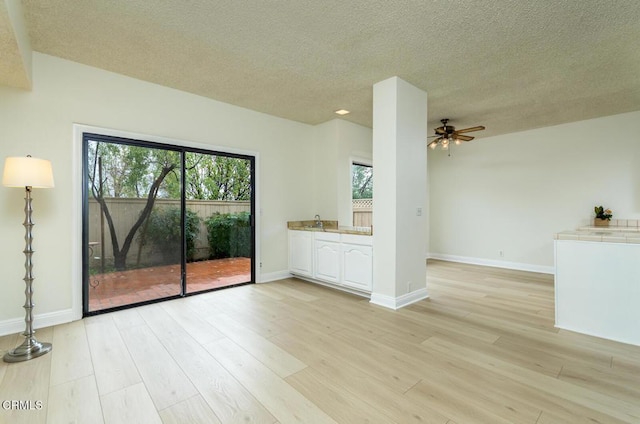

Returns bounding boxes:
[7,0,640,138]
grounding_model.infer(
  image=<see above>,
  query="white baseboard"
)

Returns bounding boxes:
[291,275,371,298]
[258,270,292,283]
[428,253,555,275]
[555,324,640,347]
[0,308,77,337]
[370,288,429,310]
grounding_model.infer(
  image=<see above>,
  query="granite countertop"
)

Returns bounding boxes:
[288,220,372,235]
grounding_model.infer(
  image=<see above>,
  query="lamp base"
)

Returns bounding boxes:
[3,338,52,363]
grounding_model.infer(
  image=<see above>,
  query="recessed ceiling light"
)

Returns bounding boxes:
[334,109,350,115]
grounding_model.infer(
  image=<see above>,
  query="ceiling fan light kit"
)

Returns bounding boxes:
[428,118,485,151]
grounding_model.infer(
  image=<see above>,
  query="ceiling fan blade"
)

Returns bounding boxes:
[456,125,485,134]
[427,135,440,139]
[455,134,474,141]
[427,140,438,148]
[434,127,446,134]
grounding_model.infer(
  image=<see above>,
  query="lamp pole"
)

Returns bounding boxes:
[3,186,52,362]
[2,155,54,363]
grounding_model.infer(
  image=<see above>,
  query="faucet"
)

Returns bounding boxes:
[314,214,323,228]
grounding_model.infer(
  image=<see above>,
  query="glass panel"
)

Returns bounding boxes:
[85,139,182,312]
[185,152,252,293]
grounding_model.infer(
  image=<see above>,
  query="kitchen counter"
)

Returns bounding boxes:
[578,225,640,232]
[554,218,640,346]
[554,237,640,346]
[554,220,640,243]
[287,220,372,235]
[554,229,640,243]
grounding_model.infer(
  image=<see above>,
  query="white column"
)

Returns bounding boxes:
[370,77,428,309]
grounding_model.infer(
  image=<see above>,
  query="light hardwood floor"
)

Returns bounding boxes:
[1,259,639,423]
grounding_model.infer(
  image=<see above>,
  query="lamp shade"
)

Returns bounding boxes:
[2,156,55,188]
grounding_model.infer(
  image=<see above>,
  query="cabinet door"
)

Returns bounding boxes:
[289,231,313,277]
[314,240,340,283]
[341,244,373,291]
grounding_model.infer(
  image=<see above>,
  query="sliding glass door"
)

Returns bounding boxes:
[82,134,255,315]
[184,151,253,294]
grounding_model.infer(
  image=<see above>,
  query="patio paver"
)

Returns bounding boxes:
[88,257,251,312]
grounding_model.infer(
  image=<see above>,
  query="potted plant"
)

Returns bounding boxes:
[594,205,613,227]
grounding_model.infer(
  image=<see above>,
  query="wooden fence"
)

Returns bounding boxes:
[353,198,373,228]
[88,198,250,268]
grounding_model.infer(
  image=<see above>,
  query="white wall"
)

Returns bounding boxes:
[336,120,373,225]
[428,110,640,272]
[0,53,316,330]
[311,119,372,225]
[311,120,340,219]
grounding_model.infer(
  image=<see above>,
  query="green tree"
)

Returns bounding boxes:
[185,153,251,201]
[352,164,373,199]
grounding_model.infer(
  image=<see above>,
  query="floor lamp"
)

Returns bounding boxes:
[2,155,55,363]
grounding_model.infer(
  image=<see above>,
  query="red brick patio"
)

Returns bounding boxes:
[88,257,251,311]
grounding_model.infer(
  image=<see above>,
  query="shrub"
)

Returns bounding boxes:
[205,212,251,259]
[143,206,201,263]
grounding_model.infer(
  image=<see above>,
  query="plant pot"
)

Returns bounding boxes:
[594,218,609,227]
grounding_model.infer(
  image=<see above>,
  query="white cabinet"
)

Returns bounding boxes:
[288,230,373,294]
[288,230,313,277]
[341,244,373,291]
[314,241,340,283]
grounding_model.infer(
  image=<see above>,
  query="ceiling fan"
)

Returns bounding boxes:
[428,118,485,150]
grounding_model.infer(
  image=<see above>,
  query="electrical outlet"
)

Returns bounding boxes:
[499,250,504,257]
[260,262,263,268]
[407,281,412,291]
[416,208,422,216]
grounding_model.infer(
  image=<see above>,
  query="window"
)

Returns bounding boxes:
[352,162,372,227]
